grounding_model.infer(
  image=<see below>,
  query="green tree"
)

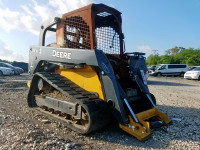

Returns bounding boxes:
[176,48,200,65]
[146,54,161,66]
[0,59,12,63]
[160,55,175,64]
[146,47,200,66]
[165,46,185,55]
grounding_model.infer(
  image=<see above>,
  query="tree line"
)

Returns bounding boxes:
[0,59,12,63]
[146,47,200,66]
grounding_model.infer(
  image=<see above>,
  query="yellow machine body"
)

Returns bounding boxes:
[57,65,105,100]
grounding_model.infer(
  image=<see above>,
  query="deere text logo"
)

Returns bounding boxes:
[52,50,72,59]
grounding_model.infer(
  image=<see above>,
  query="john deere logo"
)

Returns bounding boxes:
[52,50,71,59]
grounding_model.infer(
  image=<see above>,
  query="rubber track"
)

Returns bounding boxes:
[28,72,110,134]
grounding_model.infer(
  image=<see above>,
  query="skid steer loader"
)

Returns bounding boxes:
[27,3,171,140]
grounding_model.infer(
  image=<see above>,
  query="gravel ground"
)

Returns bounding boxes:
[0,74,200,150]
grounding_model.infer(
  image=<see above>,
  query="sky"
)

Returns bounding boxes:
[0,0,200,62]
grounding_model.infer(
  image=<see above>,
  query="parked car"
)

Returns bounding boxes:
[0,62,24,75]
[188,66,200,71]
[147,65,157,74]
[0,67,14,76]
[148,65,157,71]
[12,62,28,72]
[150,64,188,77]
[184,66,200,80]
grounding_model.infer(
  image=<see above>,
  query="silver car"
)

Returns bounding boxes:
[0,62,24,75]
[0,67,14,76]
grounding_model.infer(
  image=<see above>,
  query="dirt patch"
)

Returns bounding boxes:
[0,74,199,149]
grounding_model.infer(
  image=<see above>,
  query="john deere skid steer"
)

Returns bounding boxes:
[27,4,171,140]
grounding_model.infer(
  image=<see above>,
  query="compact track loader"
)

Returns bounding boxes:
[27,4,171,140]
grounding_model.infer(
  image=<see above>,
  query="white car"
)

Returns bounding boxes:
[184,67,200,80]
[0,67,15,76]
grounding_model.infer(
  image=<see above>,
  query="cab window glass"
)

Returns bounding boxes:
[160,65,166,70]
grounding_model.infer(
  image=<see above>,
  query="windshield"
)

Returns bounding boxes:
[193,67,200,71]
[4,63,13,67]
[156,65,161,70]
[0,63,14,68]
[157,65,166,70]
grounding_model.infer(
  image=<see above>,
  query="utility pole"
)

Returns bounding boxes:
[152,50,158,55]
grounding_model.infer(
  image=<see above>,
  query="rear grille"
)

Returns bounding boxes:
[64,16,91,49]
